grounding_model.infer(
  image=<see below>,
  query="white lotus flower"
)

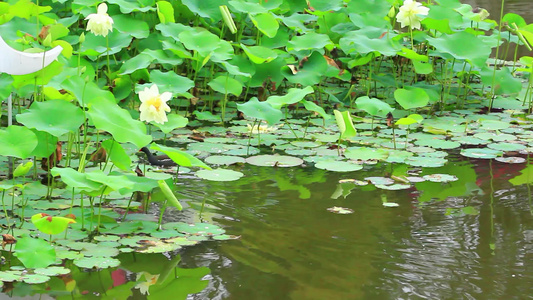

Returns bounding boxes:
[396,0,429,30]
[138,84,172,124]
[85,3,114,37]
[247,123,277,134]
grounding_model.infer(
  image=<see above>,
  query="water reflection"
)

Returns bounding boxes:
[178,159,533,299]
[462,0,533,58]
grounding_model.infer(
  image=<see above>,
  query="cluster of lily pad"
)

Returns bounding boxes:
[1,0,533,290]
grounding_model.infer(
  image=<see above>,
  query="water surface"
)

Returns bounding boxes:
[174,156,533,299]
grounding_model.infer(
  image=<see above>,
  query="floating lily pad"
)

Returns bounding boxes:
[188,142,231,154]
[212,234,241,240]
[344,147,389,161]
[495,157,526,164]
[365,177,395,185]
[246,155,304,167]
[205,155,246,165]
[452,136,488,145]
[405,156,447,167]
[0,271,21,282]
[415,139,461,149]
[285,149,316,156]
[315,161,363,172]
[172,222,226,236]
[119,236,154,248]
[381,141,413,149]
[487,142,526,152]
[423,174,459,183]
[34,267,71,276]
[479,119,510,130]
[376,184,411,190]
[460,148,503,159]
[81,246,120,257]
[93,235,120,242]
[408,146,435,154]
[56,249,83,260]
[327,206,354,214]
[21,274,51,284]
[385,150,414,163]
[136,238,196,253]
[225,147,260,156]
[420,150,448,158]
[73,257,121,269]
[290,141,322,148]
[405,176,426,183]
[474,132,516,141]
[196,169,244,181]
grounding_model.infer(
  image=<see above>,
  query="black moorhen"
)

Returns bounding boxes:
[139,147,177,167]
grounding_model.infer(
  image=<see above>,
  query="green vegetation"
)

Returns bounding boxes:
[0,0,533,297]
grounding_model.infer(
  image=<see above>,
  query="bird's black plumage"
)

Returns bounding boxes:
[139,147,177,167]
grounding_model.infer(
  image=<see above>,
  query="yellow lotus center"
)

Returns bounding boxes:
[146,96,162,111]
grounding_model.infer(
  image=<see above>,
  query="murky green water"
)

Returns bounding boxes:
[172,155,533,299]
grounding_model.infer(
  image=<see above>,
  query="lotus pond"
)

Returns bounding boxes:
[0,0,533,298]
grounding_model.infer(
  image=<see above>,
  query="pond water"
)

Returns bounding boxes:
[1,2,533,300]
[174,154,533,299]
[463,0,533,59]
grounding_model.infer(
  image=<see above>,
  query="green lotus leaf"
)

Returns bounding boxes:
[151,144,211,169]
[208,75,243,97]
[204,155,246,166]
[196,169,244,181]
[21,274,51,284]
[287,32,334,51]
[181,0,225,21]
[495,157,526,164]
[246,154,304,167]
[73,257,121,269]
[460,148,503,159]
[355,96,394,118]
[266,86,314,109]
[16,100,84,137]
[14,236,56,269]
[101,139,131,171]
[315,161,363,172]
[0,126,38,159]
[107,0,154,13]
[405,156,447,167]
[281,51,328,86]
[113,14,150,39]
[50,167,103,192]
[34,267,71,277]
[394,88,430,110]
[302,100,331,120]
[87,97,152,149]
[0,271,20,282]
[32,214,76,235]
[250,12,279,38]
[345,147,389,161]
[427,31,492,67]
[81,246,120,257]
[241,44,278,64]
[487,142,526,152]
[153,114,189,134]
[237,97,283,125]
[334,110,357,139]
